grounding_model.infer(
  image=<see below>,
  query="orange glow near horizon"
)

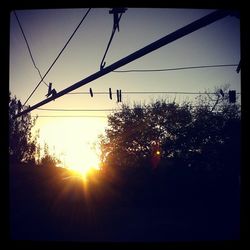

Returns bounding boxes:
[69,165,98,180]
[65,154,100,179]
[35,117,106,177]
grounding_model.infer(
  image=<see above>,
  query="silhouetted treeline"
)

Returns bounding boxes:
[9,93,60,168]
[10,153,240,241]
[9,93,38,165]
[99,89,240,180]
[9,89,240,242]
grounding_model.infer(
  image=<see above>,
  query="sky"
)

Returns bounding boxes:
[9,8,241,171]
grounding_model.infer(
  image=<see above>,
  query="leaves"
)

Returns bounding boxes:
[9,93,38,164]
[100,92,240,175]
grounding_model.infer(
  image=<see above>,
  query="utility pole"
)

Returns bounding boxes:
[15,9,234,119]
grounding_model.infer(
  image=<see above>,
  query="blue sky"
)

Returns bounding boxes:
[9,8,241,169]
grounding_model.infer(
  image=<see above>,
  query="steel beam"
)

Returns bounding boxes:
[15,9,232,118]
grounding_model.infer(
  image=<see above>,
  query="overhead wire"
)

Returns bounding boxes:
[37,108,115,112]
[13,11,48,87]
[67,90,241,95]
[36,104,241,112]
[22,8,91,107]
[112,64,238,73]
[14,10,239,119]
[100,9,125,69]
[35,90,240,113]
[14,9,240,118]
[31,89,240,114]
[32,115,107,118]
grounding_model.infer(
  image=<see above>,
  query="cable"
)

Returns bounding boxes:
[36,104,240,112]
[13,11,48,87]
[112,64,238,73]
[68,91,109,95]
[37,108,116,111]
[22,8,91,107]
[100,12,124,69]
[32,115,107,118]
[100,9,127,70]
[67,91,241,95]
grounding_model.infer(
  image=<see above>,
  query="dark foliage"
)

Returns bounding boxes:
[39,143,61,167]
[9,89,241,242]
[9,93,38,164]
[100,95,241,179]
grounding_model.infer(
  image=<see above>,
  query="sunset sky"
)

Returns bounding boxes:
[9,8,241,171]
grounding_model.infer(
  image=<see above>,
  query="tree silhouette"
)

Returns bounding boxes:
[9,93,38,164]
[39,143,60,167]
[100,90,240,178]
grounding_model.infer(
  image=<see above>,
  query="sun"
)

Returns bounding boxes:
[36,117,105,178]
[69,165,94,179]
[65,147,101,179]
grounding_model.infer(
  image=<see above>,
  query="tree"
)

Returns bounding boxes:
[39,143,61,167]
[100,101,195,171]
[100,103,158,170]
[99,91,240,177]
[9,93,38,164]
[188,86,241,174]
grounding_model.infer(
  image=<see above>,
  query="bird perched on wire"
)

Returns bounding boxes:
[46,82,57,98]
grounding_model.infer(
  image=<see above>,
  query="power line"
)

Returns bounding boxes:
[13,11,48,87]
[32,115,107,118]
[22,8,91,107]
[37,108,115,112]
[100,8,126,70]
[67,91,241,95]
[113,64,238,73]
[36,104,241,112]
[15,10,234,118]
